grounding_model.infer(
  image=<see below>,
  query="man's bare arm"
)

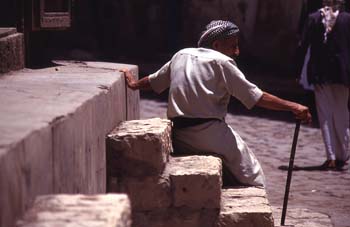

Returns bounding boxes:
[120,69,152,91]
[256,92,312,124]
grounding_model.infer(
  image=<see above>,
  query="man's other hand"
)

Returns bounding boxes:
[293,104,312,124]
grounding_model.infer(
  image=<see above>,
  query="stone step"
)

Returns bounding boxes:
[217,187,274,227]
[16,194,131,227]
[132,207,219,227]
[111,175,172,211]
[106,118,173,178]
[109,155,222,213]
[130,185,274,227]
[166,155,223,209]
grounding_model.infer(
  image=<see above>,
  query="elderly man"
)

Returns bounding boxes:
[123,20,311,187]
[296,0,350,170]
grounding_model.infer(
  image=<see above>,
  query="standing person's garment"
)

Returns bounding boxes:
[149,48,266,186]
[297,9,350,166]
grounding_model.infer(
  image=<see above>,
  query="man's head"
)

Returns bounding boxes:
[198,20,240,59]
[322,0,345,10]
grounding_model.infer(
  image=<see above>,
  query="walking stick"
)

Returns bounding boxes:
[280,120,301,226]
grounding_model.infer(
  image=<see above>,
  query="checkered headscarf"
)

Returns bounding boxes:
[198,20,239,48]
[320,6,339,43]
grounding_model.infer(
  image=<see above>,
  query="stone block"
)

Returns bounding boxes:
[83,61,140,120]
[0,31,25,74]
[166,155,222,209]
[16,194,131,227]
[23,126,54,200]
[0,127,53,227]
[217,187,274,227]
[0,28,17,38]
[0,66,131,226]
[107,118,172,177]
[112,175,172,211]
[0,145,26,227]
[133,208,219,227]
[49,71,126,194]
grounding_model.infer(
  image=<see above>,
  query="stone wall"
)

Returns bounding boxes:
[90,0,303,67]
[0,61,139,227]
[0,28,25,74]
[2,0,303,70]
[180,0,303,67]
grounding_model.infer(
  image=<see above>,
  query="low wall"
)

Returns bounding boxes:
[0,28,25,74]
[0,61,139,226]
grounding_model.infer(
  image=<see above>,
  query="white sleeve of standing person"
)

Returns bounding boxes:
[221,60,263,109]
[299,47,314,91]
[148,61,171,94]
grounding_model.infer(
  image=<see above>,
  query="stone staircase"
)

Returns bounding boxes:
[106,118,274,227]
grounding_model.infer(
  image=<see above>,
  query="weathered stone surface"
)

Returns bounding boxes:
[0,31,24,74]
[16,194,131,227]
[133,207,219,227]
[166,155,222,209]
[83,61,140,120]
[0,127,54,227]
[0,28,16,38]
[111,175,172,211]
[0,63,137,227]
[107,118,172,177]
[51,60,140,120]
[0,145,26,227]
[217,187,274,227]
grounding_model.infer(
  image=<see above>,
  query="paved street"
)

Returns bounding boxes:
[140,97,350,227]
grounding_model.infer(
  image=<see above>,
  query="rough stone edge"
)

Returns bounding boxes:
[16,194,132,227]
[0,33,25,74]
[0,65,136,227]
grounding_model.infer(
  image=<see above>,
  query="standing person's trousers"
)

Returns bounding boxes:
[314,84,350,162]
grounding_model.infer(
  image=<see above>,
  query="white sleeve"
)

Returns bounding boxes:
[148,61,171,94]
[221,60,263,109]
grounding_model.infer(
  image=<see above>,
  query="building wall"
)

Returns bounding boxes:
[0,0,306,70]
[0,0,16,27]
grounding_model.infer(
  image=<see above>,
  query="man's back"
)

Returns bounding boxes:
[164,48,262,119]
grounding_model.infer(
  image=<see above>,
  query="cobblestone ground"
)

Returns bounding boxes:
[140,98,350,227]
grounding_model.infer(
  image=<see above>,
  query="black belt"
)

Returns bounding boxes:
[171,117,220,129]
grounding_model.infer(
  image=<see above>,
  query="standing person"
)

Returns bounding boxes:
[123,20,312,187]
[296,0,350,170]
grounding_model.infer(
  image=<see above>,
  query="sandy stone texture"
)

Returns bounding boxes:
[217,187,274,227]
[166,155,222,209]
[16,194,131,227]
[107,118,173,177]
[115,175,172,211]
[0,31,24,74]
